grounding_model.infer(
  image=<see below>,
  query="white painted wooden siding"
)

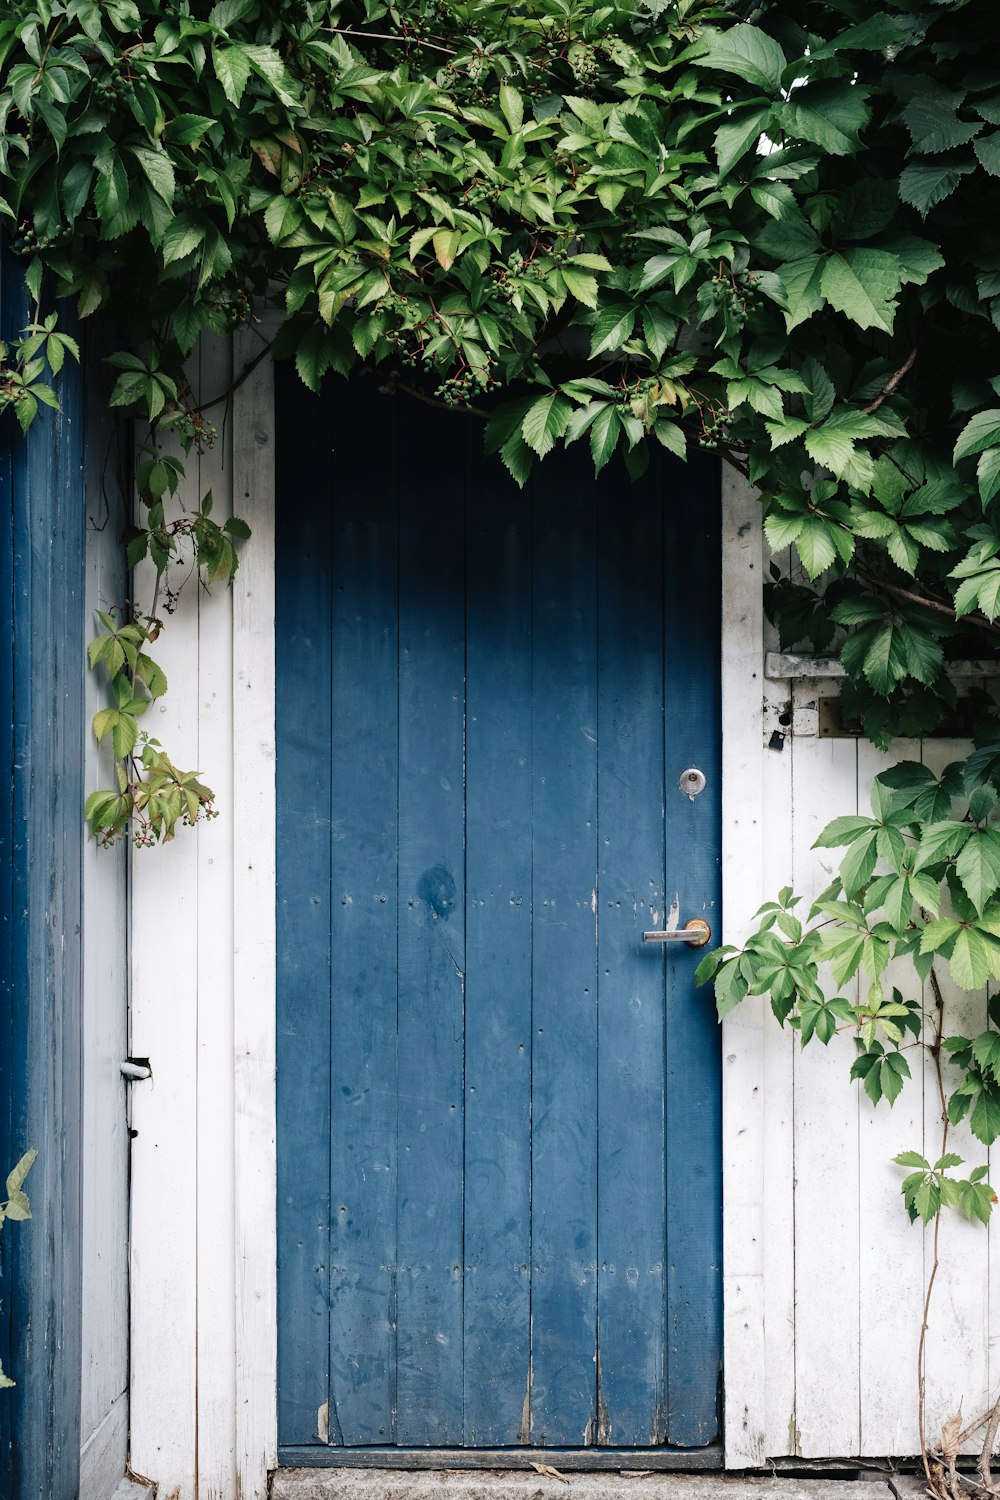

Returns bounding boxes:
[124,362,997,1497]
[129,328,276,1500]
[80,387,130,1500]
[743,658,997,1460]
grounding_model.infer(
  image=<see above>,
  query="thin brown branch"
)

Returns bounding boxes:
[326,25,457,55]
[198,341,275,416]
[395,379,489,420]
[716,442,751,479]
[856,566,1000,639]
[863,347,918,415]
[920,966,949,1491]
[979,1393,1000,1495]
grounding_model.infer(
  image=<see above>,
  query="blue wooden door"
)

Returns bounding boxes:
[275,375,721,1458]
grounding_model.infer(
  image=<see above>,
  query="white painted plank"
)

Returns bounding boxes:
[759,672,796,1458]
[720,469,768,1467]
[194,334,238,1498]
[80,437,130,1480]
[920,740,990,1456]
[790,734,861,1457]
[231,322,279,1500]
[129,398,203,1500]
[766,655,999,681]
[856,738,924,1457]
[79,1390,128,1500]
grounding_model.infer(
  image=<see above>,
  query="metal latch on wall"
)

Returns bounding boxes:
[120,1059,152,1081]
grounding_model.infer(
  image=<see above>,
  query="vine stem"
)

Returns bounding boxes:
[863,347,918,415]
[855,565,1000,639]
[920,964,948,1495]
[978,1393,1000,1494]
[325,25,457,55]
[394,378,489,419]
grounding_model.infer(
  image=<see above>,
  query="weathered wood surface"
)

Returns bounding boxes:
[752,668,996,1459]
[273,379,722,1461]
[232,320,279,1499]
[131,331,280,1500]
[0,252,86,1500]
[125,413,1000,1500]
[80,364,130,1500]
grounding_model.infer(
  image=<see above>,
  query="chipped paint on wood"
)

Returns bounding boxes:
[274,380,721,1455]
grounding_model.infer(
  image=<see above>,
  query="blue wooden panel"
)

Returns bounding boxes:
[275,376,334,1444]
[463,440,533,1444]
[275,383,722,1456]
[394,395,466,1444]
[0,246,85,1500]
[327,386,400,1444]
[663,454,723,1446]
[529,455,600,1445]
[595,480,668,1445]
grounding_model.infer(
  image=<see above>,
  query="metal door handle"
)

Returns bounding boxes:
[643,919,711,947]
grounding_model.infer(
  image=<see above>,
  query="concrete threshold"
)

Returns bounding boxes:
[270,1470,910,1500]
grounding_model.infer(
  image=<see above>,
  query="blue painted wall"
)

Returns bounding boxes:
[275,375,722,1458]
[0,249,86,1500]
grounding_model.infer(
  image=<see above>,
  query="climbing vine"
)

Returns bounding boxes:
[4,0,1000,1472]
[2,0,1000,765]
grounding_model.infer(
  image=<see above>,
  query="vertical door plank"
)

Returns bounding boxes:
[275,378,333,1445]
[395,397,467,1443]
[663,454,723,1447]
[530,460,600,1445]
[594,481,668,1445]
[327,385,401,1444]
[463,454,533,1443]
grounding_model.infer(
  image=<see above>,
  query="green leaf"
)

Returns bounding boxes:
[691,24,786,95]
[589,306,635,359]
[899,159,976,216]
[975,131,1000,176]
[820,251,901,335]
[813,815,878,849]
[840,829,878,898]
[970,1084,1000,1145]
[977,449,1000,507]
[956,829,1000,914]
[521,394,572,460]
[794,516,839,579]
[499,82,524,134]
[902,96,983,155]
[950,928,991,990]
[894,1150,929,1169]
[5,1149,36,1199]
[955,410,1000,463]
[589,404,621,474]
[775,256,826,332]
[775,81,870,157]
[213,44,253,107]
[128,146,175,206]
[913,821,971,873]
[715,107,770,178]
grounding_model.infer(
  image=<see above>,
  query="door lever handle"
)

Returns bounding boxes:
[643,919,711,947]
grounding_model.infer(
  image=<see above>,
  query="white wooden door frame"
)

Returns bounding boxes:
[127,333,768,1498]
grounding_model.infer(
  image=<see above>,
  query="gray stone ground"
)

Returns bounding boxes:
[270,1471,929,1500]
